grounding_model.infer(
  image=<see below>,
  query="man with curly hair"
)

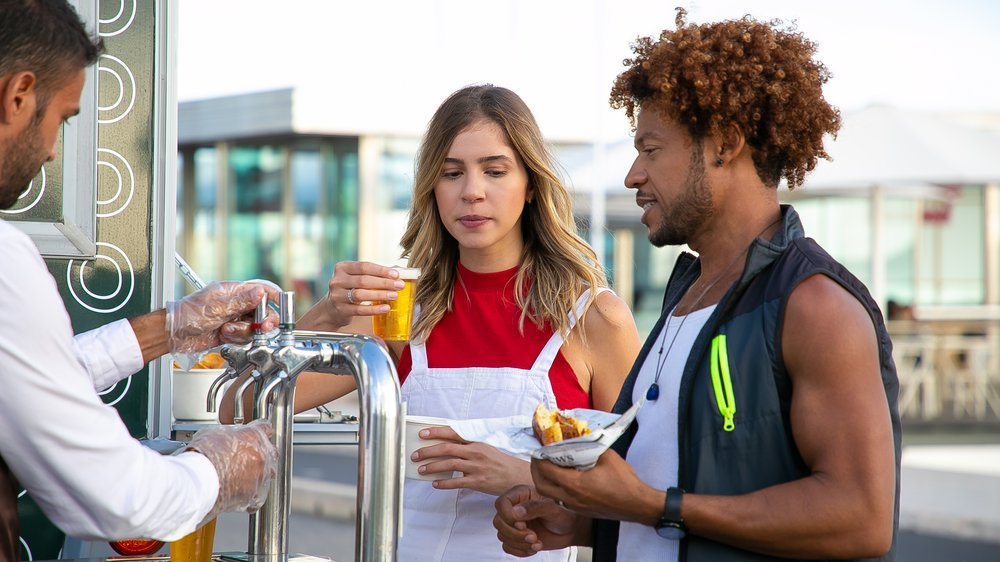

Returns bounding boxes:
[495,10,900,562]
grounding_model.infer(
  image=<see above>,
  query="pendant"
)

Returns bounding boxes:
[646,383,660,401]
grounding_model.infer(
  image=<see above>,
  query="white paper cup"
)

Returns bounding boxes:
[172,368,227,421]
[405,415,458,481]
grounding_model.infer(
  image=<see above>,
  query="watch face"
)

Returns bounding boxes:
[656,523,686,540]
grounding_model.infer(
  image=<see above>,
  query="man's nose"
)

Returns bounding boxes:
[624,158,645,189]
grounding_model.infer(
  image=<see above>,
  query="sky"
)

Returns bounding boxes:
[175,0,1000,140]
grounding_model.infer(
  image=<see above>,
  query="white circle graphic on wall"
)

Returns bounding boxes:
[98,0,137,38]
[96,148,135,217]
[97,54,136,124]
[96,373,132,407]
[66,242,136,314]
[0,167,45,214]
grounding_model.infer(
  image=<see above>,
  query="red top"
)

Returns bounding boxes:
[397,263,591,409]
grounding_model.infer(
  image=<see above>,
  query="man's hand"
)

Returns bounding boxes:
[530,449,663,526]
[166,281,281,354]
[493,485,584,556]
[181,419,278,523]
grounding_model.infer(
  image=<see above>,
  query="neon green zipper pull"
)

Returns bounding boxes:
[710,334,736,432]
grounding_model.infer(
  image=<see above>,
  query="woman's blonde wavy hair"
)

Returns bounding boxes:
[400,84,607,343]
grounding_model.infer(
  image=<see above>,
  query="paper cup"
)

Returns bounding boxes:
[405,415,458,481]
[172,368,227,421]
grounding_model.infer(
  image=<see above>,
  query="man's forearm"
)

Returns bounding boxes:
[128,309,169,364]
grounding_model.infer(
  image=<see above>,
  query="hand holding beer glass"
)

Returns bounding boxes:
[316,262,421,339]
[372,267,420,341]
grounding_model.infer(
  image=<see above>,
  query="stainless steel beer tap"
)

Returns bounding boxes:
[230,297,278,424]
[205,344,251,414]
[218,290,401,562]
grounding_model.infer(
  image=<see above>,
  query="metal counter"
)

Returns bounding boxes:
[171,421,360,446]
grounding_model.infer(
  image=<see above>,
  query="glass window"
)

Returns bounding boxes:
[883,198,917,305]
[792,198,873,284]
[917,185,984,305]
[379,137,419,211]
[189,147,219,284]
[323,139,361,275]
[228,145,286,284]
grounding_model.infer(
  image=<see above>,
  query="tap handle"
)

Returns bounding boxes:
[255,295,269,326]
[279,291,294,329]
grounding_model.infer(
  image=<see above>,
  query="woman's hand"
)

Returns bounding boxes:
[299,261,405,332]
[411,426,532,496]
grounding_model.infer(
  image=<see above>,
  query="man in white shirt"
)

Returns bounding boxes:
[0,2,279,560]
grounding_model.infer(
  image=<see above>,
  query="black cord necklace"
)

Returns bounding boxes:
[646,217,781,401]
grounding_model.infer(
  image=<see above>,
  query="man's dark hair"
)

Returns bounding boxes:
[610,8,841,189]
[0,0,104,113]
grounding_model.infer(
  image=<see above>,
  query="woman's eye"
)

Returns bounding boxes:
[441,170,462,179]
[485,169,507,178]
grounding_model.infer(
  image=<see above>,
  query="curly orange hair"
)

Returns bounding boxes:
[610,8,841,189]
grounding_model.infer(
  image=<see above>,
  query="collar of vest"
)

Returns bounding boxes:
[664,204,804,309]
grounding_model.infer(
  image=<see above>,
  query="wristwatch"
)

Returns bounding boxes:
[655,487,686,539]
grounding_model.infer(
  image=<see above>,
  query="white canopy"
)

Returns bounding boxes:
[788,104,1000,199]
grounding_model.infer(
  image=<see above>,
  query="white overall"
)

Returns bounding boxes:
[397,289,607,562]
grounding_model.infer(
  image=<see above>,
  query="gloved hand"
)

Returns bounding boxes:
[179,419,278,521]
[166,281,281,354]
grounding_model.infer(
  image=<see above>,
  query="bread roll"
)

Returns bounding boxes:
[532,403,591,445]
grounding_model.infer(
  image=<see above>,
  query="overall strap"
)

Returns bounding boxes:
[408,304,428,372]
[531,288,610,373]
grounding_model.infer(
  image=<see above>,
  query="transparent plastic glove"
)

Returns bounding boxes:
[166,280,281,354]
[179,419,277,521]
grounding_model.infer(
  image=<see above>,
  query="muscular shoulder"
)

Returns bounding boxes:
[785,274,871,329]
[782,274,878,378]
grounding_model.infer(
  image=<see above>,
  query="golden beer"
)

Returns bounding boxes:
[372,267,420,341]
[170,517,216,562]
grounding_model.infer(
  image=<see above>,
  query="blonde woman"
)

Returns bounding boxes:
[259,85,638,561]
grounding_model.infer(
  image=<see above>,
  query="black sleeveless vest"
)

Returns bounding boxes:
[593,206,902,561]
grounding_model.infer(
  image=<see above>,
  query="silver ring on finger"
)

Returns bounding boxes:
[346,288,357,305]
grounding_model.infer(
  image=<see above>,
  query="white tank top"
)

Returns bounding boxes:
[618,304,716,561]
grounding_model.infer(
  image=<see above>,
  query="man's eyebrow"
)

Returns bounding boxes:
[633,131,663,148]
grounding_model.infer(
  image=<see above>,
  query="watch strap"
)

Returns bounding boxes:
[664,486,684,524]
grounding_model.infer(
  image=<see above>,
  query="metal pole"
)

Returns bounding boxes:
[342,339,403,562]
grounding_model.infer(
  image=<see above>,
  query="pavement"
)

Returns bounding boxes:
[900,444,1000,541]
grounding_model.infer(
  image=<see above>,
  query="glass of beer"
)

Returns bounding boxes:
[372,267,420,341]
[170,517,217,562]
